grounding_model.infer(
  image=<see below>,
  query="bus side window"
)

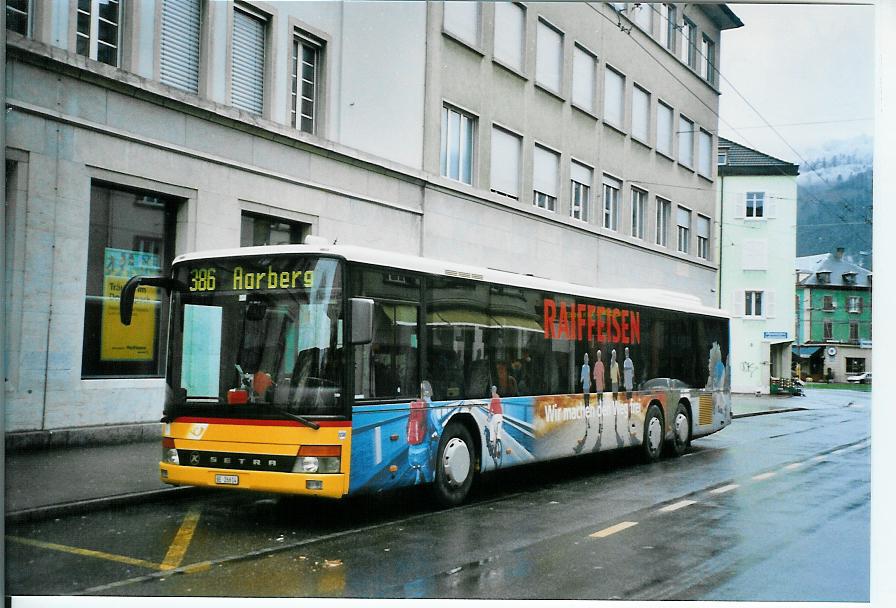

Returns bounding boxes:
[354,301,419,400]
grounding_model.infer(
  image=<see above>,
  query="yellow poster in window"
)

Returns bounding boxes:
[101,248,161,361]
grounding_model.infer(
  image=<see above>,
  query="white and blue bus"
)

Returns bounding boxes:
[120,242,731,506]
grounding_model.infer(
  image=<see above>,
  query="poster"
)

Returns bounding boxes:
[100,247,161,361]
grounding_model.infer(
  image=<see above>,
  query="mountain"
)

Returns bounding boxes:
[796,135,873,269]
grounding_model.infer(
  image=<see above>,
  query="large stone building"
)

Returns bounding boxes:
[716,137,799,394]
[4,2,741,437]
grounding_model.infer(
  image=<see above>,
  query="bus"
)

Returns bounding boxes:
[120,242,731,506]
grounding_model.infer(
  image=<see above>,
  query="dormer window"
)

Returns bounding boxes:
[816,272,830,284]
[842,272,856,285]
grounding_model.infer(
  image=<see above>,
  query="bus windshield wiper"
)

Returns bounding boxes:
[264,402,320,430]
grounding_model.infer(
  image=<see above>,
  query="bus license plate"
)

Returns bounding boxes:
[215,474,239,485]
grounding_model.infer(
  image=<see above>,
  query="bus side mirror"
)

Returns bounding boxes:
[350,298,374,345]
[120,276,184,325]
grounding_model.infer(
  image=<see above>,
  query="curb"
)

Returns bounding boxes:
[733,407,808,419]
[5,486,203,525]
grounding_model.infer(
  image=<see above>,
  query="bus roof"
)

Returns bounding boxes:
[174,243,729,319]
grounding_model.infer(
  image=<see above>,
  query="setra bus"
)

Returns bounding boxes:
[120,241,731,506]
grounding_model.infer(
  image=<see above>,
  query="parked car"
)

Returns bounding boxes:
[846,372,872,384]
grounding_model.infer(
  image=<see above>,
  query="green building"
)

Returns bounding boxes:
[794,248,872,382]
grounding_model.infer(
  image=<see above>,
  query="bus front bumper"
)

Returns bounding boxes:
[160,463,348,498]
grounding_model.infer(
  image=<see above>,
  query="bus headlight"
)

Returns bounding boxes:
[293,445,341,474]
[162,438,179,465]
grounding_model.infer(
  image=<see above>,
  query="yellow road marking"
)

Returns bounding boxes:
[659,500,697,512]
[590,521,638,538]
[161,507,202,570]
[7,535,163,570]
[709,484,739,495]
[752,472,776,481]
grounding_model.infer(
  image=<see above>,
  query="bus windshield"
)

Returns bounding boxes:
[167,255,344,418]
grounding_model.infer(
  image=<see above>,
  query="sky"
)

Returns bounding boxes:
[717,2,875,164]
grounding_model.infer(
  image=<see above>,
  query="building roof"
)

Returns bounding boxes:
[704,5,745,31]
[796,250,872,288]
[717,137,799,177]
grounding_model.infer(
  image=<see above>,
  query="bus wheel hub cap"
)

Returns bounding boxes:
[443,438,471,487]
[675,413,688,443]
[648,417,662,452]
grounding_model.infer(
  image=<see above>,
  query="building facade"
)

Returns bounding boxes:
[795,249,872,383]
[4,2,741,435]
[716,138,799,394]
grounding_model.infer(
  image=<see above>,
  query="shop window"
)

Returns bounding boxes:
[240,212,310,246]
[82,184,179,378]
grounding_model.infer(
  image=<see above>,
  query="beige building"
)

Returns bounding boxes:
[4,2,741,439]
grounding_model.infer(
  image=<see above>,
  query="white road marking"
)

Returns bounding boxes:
[709,484,739,495]
[752,472,776,481]
[589,521,638,538]
[659,500,697,512]
[784,462,804,470]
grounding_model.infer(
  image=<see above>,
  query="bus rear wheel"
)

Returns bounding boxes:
[432,423,475,507]
[642,404,664,463]
[667,401,691,457]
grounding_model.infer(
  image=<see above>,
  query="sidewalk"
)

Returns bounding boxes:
[3,392,812,523]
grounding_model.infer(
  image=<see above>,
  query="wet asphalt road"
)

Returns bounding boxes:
[5,389,870,600]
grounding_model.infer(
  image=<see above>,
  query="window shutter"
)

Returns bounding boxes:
[534,146,559,197]
[734,193,746,219]
[160,0,202,93]
[232,9,266,114]
[490,127,521,197]
[859,297,864,313]
[732,289,744,317]
[765,290,776,318]
[766,197,777,219]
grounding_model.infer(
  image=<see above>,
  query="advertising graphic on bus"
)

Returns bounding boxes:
[120,243,731,505]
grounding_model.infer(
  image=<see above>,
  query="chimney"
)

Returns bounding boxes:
[834,247,845,260]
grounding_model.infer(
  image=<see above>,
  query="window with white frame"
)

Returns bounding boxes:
[490,126,521,199]
[441,105,476,185]
[292,32,324,134]
[533,145,559,212]
[848,296,864,313]
[698,129,713,177]
[570,161,592,221]
[443,1,480,47]
[660,4,676,52]
[823,320,833,340]
[655,196,670,246]
[603,66,625,128]
[746,191,765,218]
[744,290,763,318]
[160,0,202,93]
[630,188,646,239]
[494,2,525,72]
[849,321,860,342]
[657,101,673,157]
[676,205,691,253]
[6,0,30,35]
[231,6,267,115]
[536,19,563,94]
[602,175,621,231]
[632,2,651,32]
[718,149,728,165]
[822,295,834,311]
[76,0,121,66]
[572,45,596,112]
[678,115,694,167]
[702,35,716,86]
[681,17,697,69]
[632,85,650,143]
[696,214,710,259]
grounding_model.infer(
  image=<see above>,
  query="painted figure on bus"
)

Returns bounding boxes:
[407,380,443,484]
[580,353,591,428]
[623,347,634,393]
[610,349,620,393]
[592,349,605,451]
[486,385,504,466]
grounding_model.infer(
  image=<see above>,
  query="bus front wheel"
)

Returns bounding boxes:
[642,404,664,463]
[432,423,475,507]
